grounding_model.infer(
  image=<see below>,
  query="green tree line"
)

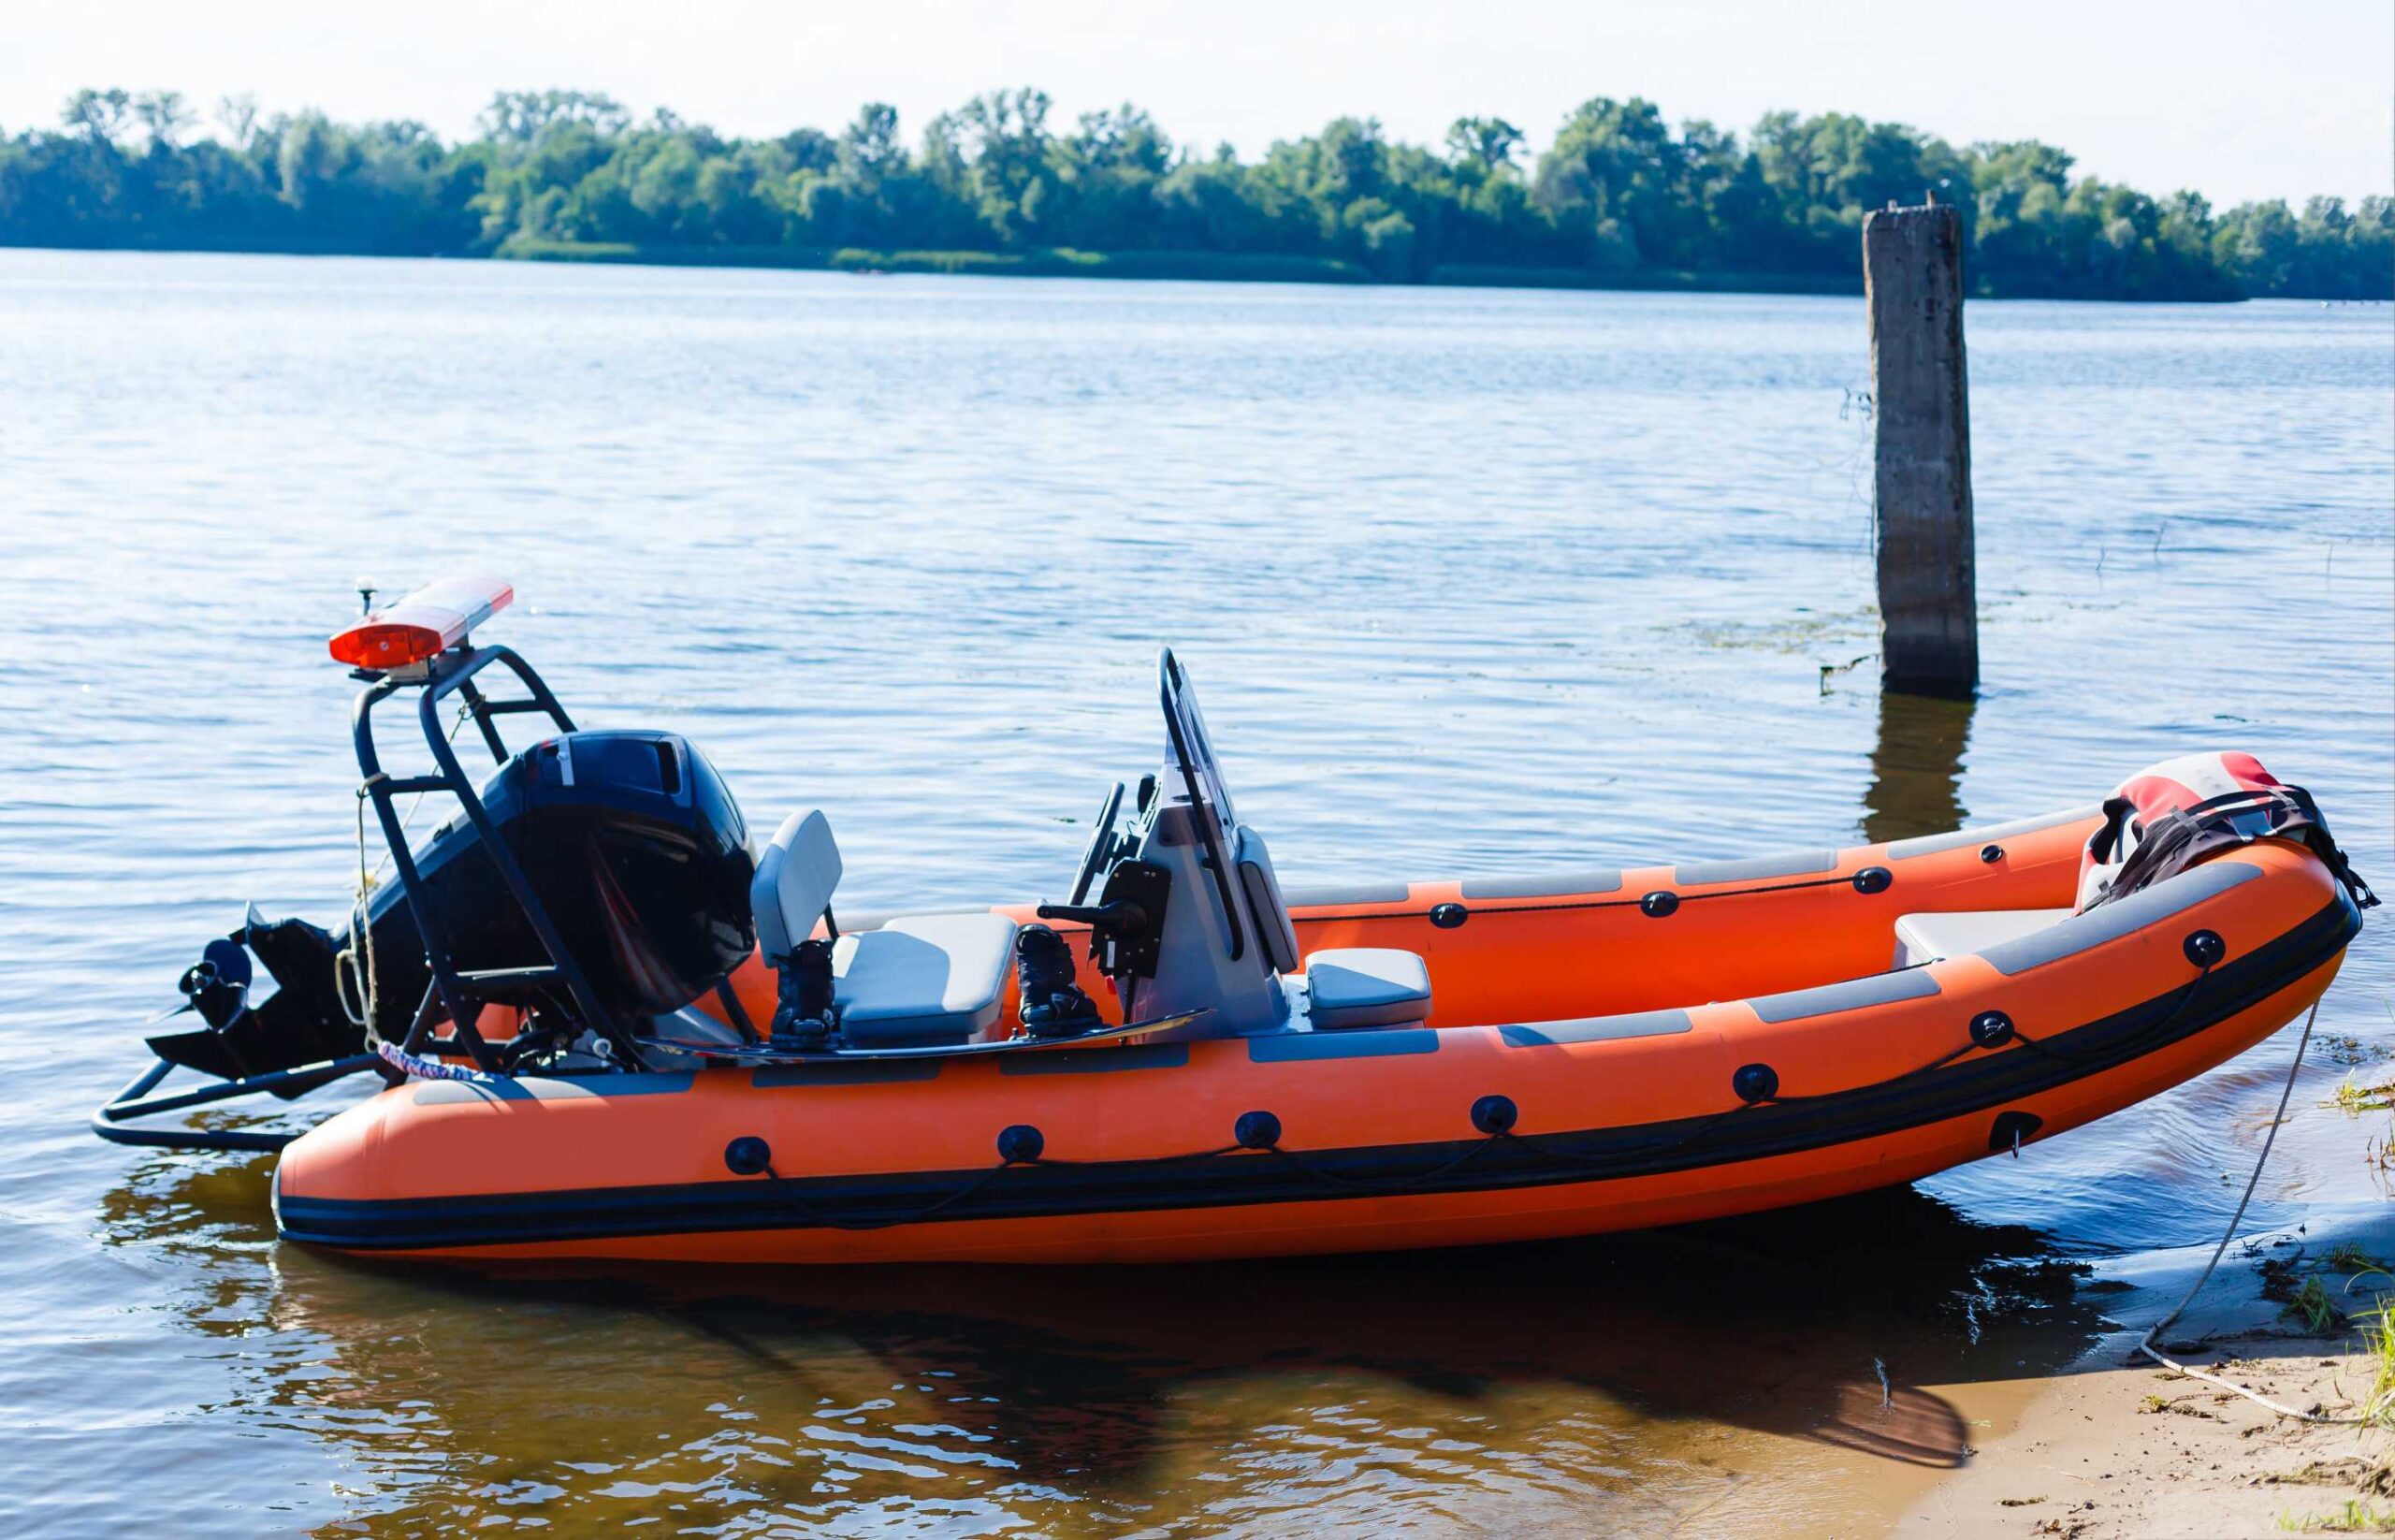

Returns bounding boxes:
[4,85,2387,299]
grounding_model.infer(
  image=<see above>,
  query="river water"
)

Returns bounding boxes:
[0,251,2387,1535]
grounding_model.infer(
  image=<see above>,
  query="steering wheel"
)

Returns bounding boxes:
[1067,781,1131,905]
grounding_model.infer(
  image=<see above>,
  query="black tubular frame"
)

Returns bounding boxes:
[351,643,638,1068]
[94,639,639,1153]
[91,1053,384,1152]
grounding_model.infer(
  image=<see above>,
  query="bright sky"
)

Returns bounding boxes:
[10,0,2390,207]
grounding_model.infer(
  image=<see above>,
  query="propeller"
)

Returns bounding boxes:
[176,937,253,1030]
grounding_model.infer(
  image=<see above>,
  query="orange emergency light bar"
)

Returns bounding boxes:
[328,575,515,671]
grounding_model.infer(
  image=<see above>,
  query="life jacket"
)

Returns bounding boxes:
[2077,750,2375,914]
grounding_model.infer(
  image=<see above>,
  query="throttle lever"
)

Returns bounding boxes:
[1034,899,1150,937]
[1041,858,1171,981]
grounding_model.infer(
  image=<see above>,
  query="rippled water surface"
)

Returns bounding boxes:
[0,252,2388,1536]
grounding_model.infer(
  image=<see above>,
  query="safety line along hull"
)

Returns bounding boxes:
[270,812,2358,1265]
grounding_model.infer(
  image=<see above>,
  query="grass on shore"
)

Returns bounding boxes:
[2357,1291,2395,1428]
[2280,1500,2395,1533]
[488,237,1866,294]
[494,237,1373,284]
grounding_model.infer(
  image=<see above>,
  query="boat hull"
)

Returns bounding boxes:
[271,813,2360,1265]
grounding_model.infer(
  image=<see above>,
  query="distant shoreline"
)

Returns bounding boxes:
[13,87,2388,305]
[20,243,2388,305]
[501,238,1878,296]
[22,238,2251,302]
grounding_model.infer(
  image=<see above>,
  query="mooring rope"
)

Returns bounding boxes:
[2128,996,2370,1424]
[336,703,474,1039]
[336,777,386,1039]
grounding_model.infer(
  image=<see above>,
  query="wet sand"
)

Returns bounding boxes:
[1905,1211,2395,1538]
[1667,1376,2053,1538]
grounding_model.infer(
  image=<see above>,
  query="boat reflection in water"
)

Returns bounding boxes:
[1862,688,1978,850]
[103,1144,2102,1534]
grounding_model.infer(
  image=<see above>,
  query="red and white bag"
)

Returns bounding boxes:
[2077,750,2373,913]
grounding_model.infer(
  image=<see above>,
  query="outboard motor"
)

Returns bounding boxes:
[107,577,779,1148]
[364,730,755,1033]
[149,730,755,1081]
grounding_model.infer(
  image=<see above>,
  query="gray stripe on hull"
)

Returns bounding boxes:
[1882,804,2106,861]
[1674,850,1837,886]
[1460,868,1626,900]
[1501,1010,1694,1048]
[1284,881,1414,908]
[1979,861,2262,976]
[414,1071,696,1105]
[1750,967,1942,1024]
[1248,1028,1440,1062]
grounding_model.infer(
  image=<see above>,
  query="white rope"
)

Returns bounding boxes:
[334,784,384,1036]
[2130,997,2373,1424]
[334,703,474,1037]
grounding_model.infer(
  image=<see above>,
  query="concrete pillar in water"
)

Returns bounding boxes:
[1865,199,1979,699]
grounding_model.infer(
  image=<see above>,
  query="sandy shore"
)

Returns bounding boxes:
[1905,1210,2395,1538]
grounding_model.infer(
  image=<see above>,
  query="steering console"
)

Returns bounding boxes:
[1067,781,1132,905]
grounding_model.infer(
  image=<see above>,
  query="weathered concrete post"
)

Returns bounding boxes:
[1864,199,1978,699]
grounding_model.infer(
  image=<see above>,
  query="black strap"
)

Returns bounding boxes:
[2088,784,2376,910]
[2088,794,2137,864]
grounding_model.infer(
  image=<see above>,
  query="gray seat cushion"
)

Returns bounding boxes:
[752,809,843,961]
[1233,825,1301,974]
[833,912,1020,1047]
[1304,947,1433,1031]
[1894,908,2071,967]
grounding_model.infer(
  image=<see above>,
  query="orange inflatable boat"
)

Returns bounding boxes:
[96,578,2375,1265]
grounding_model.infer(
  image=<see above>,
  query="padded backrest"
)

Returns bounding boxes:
[1232,824,1301,975]
[751,810,843,961]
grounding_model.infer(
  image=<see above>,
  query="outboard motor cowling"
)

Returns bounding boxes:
[361,731,756,1033]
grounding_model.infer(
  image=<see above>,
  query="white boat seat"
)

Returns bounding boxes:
[752,809,844,962]
[749,809,1019,1048]
[834,912,1020,1048]
[1301,947,1433,1031]
[1894,908,2073,967]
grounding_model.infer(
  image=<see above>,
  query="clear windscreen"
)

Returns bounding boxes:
[1160,648,1236,829]
[1158,648,1249,959]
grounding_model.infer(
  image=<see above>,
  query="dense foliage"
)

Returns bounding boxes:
[4,86,2387,299]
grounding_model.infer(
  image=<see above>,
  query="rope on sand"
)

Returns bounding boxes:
[2131,997,2370,1424]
